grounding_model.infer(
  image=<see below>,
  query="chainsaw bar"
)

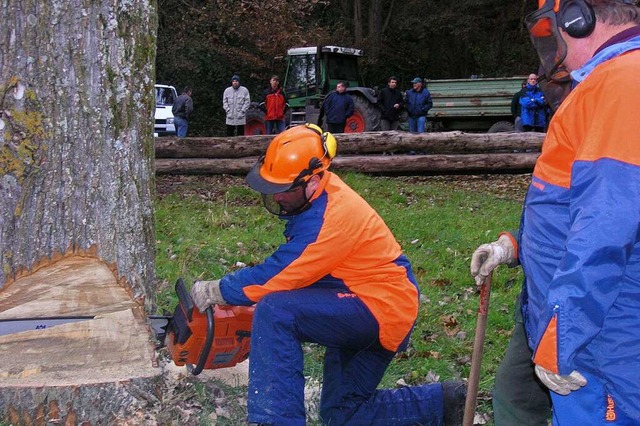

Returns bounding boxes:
[0,315,172,340]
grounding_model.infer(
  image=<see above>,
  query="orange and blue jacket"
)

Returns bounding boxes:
[520,32,640,419]
[219,172,419,352]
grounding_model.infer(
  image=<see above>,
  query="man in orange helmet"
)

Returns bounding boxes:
[471,0,640,424]
[191,124,466,425]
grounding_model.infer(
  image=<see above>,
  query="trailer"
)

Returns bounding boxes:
[424,76,526,133]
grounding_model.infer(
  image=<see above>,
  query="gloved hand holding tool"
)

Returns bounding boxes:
[190,279,225,312]
[470,234,516,286]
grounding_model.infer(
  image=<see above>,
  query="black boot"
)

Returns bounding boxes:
[442,380,467,426]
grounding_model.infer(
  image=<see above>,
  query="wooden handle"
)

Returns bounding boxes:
[463,273,492,426]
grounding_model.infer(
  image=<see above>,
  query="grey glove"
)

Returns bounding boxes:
[189,279,225,312]
[535,365,587,395]
[470,234,516,286]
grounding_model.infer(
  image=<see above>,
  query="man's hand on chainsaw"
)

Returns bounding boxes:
[190,279,225,312]
[470,234,516,286]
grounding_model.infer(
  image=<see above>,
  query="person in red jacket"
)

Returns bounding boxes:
[260,75,289,135]
[190,124,466,425]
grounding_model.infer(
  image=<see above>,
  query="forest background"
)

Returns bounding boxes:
[156,0,540,136]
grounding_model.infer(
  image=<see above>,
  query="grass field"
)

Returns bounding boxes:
[154,172,531,424]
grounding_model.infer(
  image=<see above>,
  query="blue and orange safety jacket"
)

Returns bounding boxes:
[520,31,640,419]
[219,171,419,351]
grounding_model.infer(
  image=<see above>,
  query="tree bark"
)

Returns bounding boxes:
[154,131,544,158]
[0,0,159,423]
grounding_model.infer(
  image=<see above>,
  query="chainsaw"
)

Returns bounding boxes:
[0,278,254,376]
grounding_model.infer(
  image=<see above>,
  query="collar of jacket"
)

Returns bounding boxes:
[572,35,640,83]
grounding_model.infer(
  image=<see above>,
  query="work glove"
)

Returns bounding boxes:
[534,365,587,395]
[189,279,225,312]
[470,234,516,286]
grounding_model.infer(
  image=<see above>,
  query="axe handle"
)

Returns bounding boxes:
[463,273,492,426]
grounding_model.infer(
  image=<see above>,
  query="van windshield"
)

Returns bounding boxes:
[155,87,175,106]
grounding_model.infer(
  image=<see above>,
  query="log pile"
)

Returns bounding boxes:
[155,131,545,175]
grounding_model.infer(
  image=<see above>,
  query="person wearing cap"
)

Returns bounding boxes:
[404,77,433,133]
[190,124,466,425]
[470,1,640,424]
[223,74,251,136]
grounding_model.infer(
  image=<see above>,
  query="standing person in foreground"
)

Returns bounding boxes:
[404,77,433,133]
[317,81,354,133]
[377,76,404,131]
[471,0,640,424]
[172,86,193,137]
[260,75,288,135]
[190,124,466,425]
[223,74,250,137]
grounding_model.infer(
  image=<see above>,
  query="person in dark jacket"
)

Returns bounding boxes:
[404,77,433,133]
[519,74,546,132]
[511,80,527,132]
[318,81,354,133]
[377,76,404,130]
[259,75,288,135]
[172,86,193,137]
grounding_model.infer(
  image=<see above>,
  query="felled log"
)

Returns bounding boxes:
[155,152,540,175]
[155,131,545,158]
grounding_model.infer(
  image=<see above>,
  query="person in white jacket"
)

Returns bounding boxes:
[223,74,250,136]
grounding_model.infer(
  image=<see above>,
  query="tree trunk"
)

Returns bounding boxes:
[155,152,539,175]
[368,0,383,61]
[154,131,544,158]
[354,0,363,43]
[0,0,159,423]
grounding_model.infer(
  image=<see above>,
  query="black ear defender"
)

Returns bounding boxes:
[559,0,596,38]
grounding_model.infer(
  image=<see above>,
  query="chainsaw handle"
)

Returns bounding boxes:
[187,305,215,376]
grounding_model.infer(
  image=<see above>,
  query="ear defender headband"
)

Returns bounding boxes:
[558,0,596,38]
[304,123,337,161]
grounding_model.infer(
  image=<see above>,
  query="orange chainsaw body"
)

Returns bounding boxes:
[166,279,254,371]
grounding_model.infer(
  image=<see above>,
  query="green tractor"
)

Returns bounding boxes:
[245,46,381,135]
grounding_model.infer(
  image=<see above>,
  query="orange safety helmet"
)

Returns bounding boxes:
[246,124,337,195]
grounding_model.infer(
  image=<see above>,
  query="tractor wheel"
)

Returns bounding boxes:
[345,95,381,133]
[487,120,515,133]
[245,106,266,135]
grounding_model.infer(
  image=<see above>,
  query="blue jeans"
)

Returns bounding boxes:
[408,116,426,133]
[266,119,286,135]
[247,287,444,425]
[174,116,188,137]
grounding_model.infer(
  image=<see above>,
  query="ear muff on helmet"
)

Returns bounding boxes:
[558,0,595,38]
[246,124,338,195]
[304,123,338,161]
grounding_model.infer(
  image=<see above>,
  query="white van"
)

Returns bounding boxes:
[155,84,178,136]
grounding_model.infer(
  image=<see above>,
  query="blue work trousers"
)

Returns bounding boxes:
[174,115,188,137]
[408,116,426,133]
[247,287,445,425]
[266,119,286,135]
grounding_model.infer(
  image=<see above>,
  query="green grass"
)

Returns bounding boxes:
[154,172,529,423]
